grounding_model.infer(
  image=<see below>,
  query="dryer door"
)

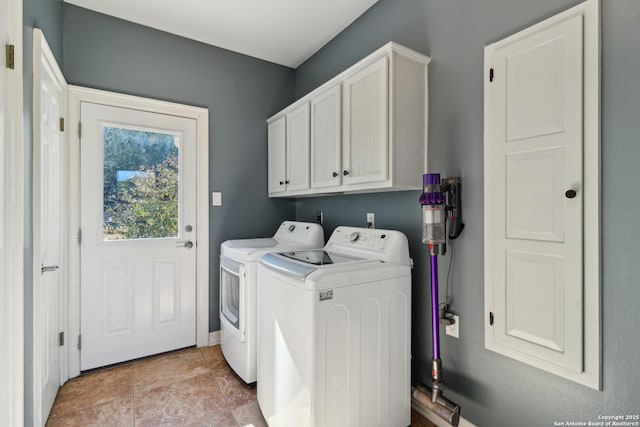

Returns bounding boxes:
[220,256,245,341]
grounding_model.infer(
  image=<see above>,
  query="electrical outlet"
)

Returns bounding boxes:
[445,314,459,338]
[366,212,375,229]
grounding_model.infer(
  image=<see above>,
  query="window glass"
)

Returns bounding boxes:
[103,126,179,240]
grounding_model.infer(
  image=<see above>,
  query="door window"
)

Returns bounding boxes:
[102,126,180,241]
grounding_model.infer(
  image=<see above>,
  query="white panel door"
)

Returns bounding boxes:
[267,116,286,194]
[80,102,197,370]
[33,34,66,425]
[311,85,341,189]
[486,14,583,372]
[285,102,310,191]
[342,56,389,185]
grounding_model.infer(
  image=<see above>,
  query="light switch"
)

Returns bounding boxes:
[211,192,222,206]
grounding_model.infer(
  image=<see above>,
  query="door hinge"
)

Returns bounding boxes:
[489,311,494,325]
[489,68,494,82]
[5,44,15,69]
[59,331,65,346]
[77,334,82,350]
[77,228,82,244]
[78,122,82,139]
[60,117,65,132]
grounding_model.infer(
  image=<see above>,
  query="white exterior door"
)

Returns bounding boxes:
[33,29,66,427]
[485,13,584,372]
[285,102,310,191]
[311,85,341,189]
[342,56,388,185]
[80,102,197,370]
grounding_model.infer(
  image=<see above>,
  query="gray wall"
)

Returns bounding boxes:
[23,0,63,424]
[295,0,640,425]
[62,4,296,333]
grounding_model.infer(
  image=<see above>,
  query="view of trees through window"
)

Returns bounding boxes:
[103,126,180,240]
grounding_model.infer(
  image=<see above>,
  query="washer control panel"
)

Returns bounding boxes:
[273,221,325,245]
[326,227,410,265]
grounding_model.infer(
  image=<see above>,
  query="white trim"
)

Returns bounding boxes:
[66,85,209,378]
[208,330,221,346]
[1,0,24,423]
[483,0,600,389]
[32,28,68,427]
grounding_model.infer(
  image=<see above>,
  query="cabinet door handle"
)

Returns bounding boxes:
[279,181,284,185]
[332,172,338,177]
[285,180,290,184]
[565,189,577,199]
[343,170,349,176]
[41,265,59,274]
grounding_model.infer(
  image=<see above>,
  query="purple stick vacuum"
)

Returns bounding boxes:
[414,173,462,426]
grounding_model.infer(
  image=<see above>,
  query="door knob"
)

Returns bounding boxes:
[565,189,577,199]
[343,170,349,176]
[332,172,338,177]
[177,240,194,249]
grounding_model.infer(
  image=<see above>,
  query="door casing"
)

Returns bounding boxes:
[1,0,24,423]
[66,86,209,378]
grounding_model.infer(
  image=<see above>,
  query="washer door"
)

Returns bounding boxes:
[220,256,245,341]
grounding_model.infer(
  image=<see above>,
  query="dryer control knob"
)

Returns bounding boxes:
[350,232,360,243]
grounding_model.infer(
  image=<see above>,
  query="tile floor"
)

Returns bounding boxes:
[46,344,436,426]
[46,345,266,426]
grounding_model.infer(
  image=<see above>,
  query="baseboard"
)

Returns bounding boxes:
[412,396,476,427]
[208,330,221,346]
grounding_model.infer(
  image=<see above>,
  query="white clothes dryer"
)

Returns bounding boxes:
[257,226,412,427]
[220,221,324,384]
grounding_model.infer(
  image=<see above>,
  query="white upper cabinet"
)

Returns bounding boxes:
[267,104,311,195]
[267,116,286,194]
[311,85,342,189]
[268,42,430,197]
[285,103,310,192]
[484,0,600,389]
[342,56,389,186]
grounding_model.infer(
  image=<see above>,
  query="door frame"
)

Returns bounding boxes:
[67,85,209,377]
[1,0,23,422]
[32,28,68,426]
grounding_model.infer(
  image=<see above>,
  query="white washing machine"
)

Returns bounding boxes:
[257,226,412,427]
[220,221,324,384]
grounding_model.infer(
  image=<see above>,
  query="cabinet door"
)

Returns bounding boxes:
[485,13,584,373]
[267,116,286,194]
[342,56,389,185]
[311,85,341,189]
[285,103,310,192]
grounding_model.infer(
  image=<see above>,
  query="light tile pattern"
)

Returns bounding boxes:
[46,346,267,427]
[47,344,435,426]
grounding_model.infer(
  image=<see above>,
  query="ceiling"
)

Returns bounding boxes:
[64,0,380,68]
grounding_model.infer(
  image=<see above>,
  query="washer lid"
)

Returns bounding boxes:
[222,239,322,261]
[279,250,360,265]
[259,250,364,280]
[220,221,325,261]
